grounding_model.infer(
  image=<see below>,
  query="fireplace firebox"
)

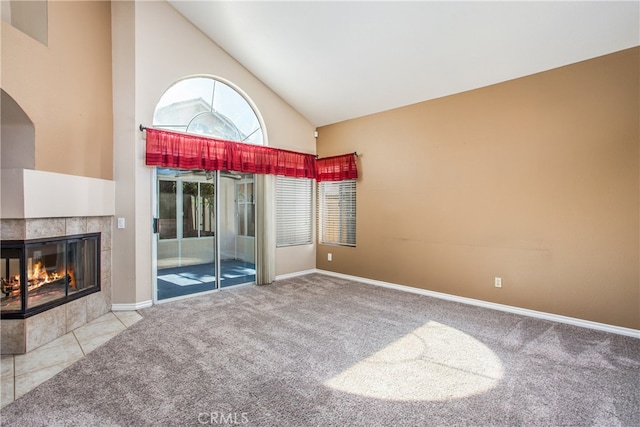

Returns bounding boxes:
[1,233,100,319]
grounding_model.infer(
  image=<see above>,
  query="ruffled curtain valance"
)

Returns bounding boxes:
[145,128,358,181]
[145,128,317,179]
[315,153,358,182]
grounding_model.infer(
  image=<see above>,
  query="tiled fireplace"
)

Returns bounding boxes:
[0,217,112,354]
[2,232,101,318]
[2,93,116,355]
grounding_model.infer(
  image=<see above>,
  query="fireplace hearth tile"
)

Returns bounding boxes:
[113,310,142,328]
[2,310,140,407]
[25,218,65,239]
[74,312,125,354]
[14,333,83,399]
[1,355,14,408]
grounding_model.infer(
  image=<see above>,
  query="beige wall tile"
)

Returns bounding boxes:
[0,220,25,240]
[88,216,113,253]
[100,277,112,310]
[25,218,65,239]
[65,297,87,332]
[87,216,112,235]
[65,217,87,235]
[101,249,112,280]
[101,227,112,252]
[86,292,109,323]
[25,306,66,352]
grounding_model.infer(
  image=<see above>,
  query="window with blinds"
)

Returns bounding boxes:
[318,180,356,246]
[276,176,313,247]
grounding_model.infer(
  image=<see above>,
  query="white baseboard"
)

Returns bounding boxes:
[112,300,153,311]
[315,269,640,339]
[276,269,318,281]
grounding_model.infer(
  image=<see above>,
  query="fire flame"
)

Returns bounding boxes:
[27,261,72,291]
[29,261,54,282]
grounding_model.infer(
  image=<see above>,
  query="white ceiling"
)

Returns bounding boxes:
[168,1,639,127]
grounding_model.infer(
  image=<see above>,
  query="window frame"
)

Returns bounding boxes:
[318,179,356,247]
[276,176,313,247]
[236,178,255,238]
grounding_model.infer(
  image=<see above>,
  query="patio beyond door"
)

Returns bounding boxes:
[155,170,255,301]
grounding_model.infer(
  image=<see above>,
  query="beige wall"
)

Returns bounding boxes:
[1,1,113,180]
[317,48,639,329]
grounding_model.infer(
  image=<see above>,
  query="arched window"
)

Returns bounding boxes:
[153,76,264,145]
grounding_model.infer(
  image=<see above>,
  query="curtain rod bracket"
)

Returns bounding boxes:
[139,124,147,131]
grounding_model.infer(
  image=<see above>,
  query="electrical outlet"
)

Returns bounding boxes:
[494,277,502,288]
[328,253,332,261]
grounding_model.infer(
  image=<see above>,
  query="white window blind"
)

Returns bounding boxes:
[318,180,356,246]
[276,176,313,247]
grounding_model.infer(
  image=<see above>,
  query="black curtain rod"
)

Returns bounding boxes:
[316,152,359,158]
[140,124,358,157]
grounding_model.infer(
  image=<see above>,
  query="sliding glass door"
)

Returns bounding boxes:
[155,169,255,301]
[218,172,256,288]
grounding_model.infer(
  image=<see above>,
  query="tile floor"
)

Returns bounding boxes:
[0,310,142,409]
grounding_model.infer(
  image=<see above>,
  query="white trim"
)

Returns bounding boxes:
[276,269,318,281]
[112,300,153,311]
[151,167,158,305]
[315,269,640,339]
[1,169,115,219]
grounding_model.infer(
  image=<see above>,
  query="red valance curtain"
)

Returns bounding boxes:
[144,128,357,181]
[145,128,317,179]
[315,153,358,182]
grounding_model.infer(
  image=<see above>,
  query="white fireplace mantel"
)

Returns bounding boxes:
[1,169,115,219]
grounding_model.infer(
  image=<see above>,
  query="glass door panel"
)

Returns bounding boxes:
[158,180,177,240]
[156,170,255,300]
[157,179,178,273]
[200,182,215,237]
[156,171,217,301]
[182,182,198,238]
[219,173,255,288]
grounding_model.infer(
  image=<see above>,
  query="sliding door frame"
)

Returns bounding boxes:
[152,169,256,305]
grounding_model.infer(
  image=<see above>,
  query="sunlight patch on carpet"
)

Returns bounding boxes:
[324,321,504,401]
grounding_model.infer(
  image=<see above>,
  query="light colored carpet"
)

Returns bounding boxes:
[1,273,639,426]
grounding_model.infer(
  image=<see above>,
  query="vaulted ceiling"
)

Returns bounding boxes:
[169,1,639,127]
